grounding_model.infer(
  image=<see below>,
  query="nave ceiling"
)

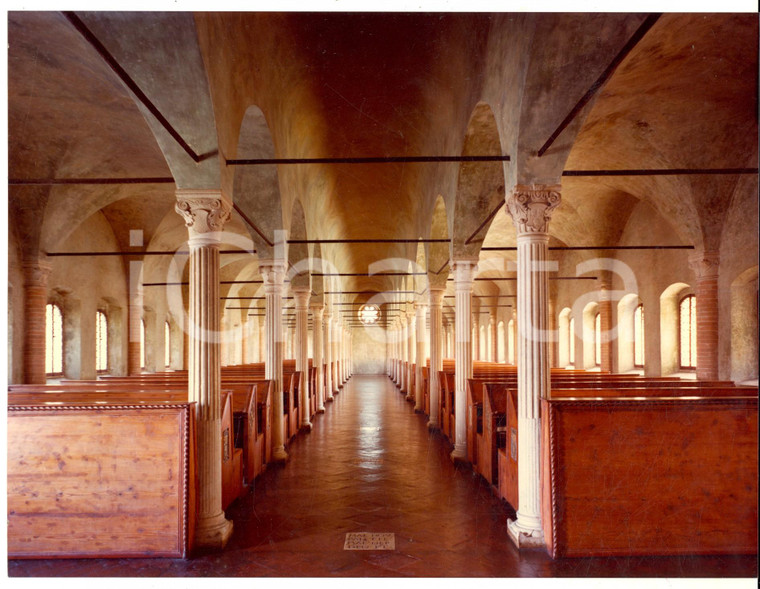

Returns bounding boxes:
[7,11,758,317]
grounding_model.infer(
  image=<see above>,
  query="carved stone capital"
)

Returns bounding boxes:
[292,287,311,310]
[175,189,231,241]
[451,258,479,288]
[22,258,52,288]
[310,305,325,321]
[429,289,444,309]
[506,184,561,234]
[688,251,720,279]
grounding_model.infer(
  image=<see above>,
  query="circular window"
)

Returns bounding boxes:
[358,304,380,325]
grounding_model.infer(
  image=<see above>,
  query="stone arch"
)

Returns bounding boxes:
[660,282,693,376]
[558,307,572,368]
[427,195,451,288]
[582,301,600,369]
[617,293,641,374]
[233,105,283,258]
[451,103,505,260]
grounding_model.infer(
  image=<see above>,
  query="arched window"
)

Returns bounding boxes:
[45,303,63,375]
[634,304,645,367]
[594,312,601,366]
[95,311,108,372]
[680,295,697,369]
[165,321,171,368]
[140,319,146,370]
[569,317,576,366]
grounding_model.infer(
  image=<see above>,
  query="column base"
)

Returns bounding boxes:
[326,396,334,403]
[317,407,326,414]
[333,389,340,395]
[272,445,289,463]
[299,422,313,434]
[507,518,546,551]
[194,512,233,550]
[427,420,440,431]
[414,408,425,414]
[450,447,470,468]
[405,394,414,402]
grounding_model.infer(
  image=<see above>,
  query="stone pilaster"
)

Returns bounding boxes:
[451,259,478,463]
[260,260,288,462]
[324,310,334,402]
[174,189,233,549]
[505,183,561,549]
[293,288,312,432]
[415,302,428,412]
[689,251,720,380]
[406,310,416,402]
[428,288,445,428]
[311,305,325,412]
[22,257,52,384]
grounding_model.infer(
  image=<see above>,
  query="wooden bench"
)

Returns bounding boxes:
[541,395,758,558]
[8,402,196,558]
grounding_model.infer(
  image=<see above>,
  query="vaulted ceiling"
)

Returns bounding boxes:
[7,11,758,313]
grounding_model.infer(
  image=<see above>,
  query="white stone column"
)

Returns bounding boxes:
[260,260,288,463]
[428,288,444,428]
[311,305,325,412]
[324,310,334,402]
[451,258,478,463]
[490,313,498,363]
[175,189,233,549]
[415,301,427,413]
[400,314,409,393]
[406,310,416,402]
[473,311,481,362]
[505,183,561,549]
[332,319,340,393]
[293,287,312,432]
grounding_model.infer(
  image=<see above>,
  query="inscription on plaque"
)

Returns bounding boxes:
[343,532,395,551]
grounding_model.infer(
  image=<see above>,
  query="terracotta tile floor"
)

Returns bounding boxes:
[7,375,757,578]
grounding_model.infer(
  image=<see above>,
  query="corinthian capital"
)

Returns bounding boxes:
[506,184,561,234]
[175,189,232,239]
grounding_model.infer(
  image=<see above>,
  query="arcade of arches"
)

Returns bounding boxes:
[6,10,759,579]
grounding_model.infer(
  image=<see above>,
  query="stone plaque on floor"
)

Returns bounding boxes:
[344,532,395,550]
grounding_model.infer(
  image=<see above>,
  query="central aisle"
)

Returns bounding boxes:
[223,374,521,576]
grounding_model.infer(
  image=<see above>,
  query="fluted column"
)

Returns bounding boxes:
[293,288,312,432]
[689,251,720,380]
[332,319,340,393]
[489,313,498,363]
[406,310,416,401]
[324,311,334,402]
[175,189,233,549]
[428,288,444,428]
[311,305,325,412]
[22,257,52,384]
[415,301,427,412]
[505,183,561,549]
[599,283,613,373]
[472,312,480,362]
[451,259,478,462]
[260,260,288,462]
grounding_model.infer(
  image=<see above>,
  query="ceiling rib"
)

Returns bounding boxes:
[537,13,661,157]
[63,11,216,164]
